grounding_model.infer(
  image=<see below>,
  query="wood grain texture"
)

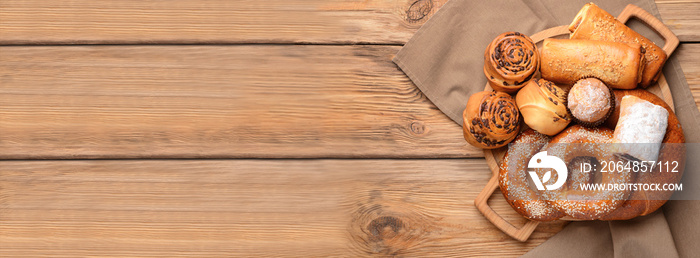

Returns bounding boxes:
[676,44,700,107]
[0,45,474,159]
[0,0,448,45]
[656,0,700,41]
[2,45,699,159]
[0,159,568,257]
[1,0,698,44]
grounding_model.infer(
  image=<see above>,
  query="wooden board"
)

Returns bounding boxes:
[677,44,700,107]
[0,159,567,257]
[0,0,698,44]
[1,45,698,160]
[0,45,473,159]
[656,0,700,41]
[1,1,699,255]
[0,0,449,45]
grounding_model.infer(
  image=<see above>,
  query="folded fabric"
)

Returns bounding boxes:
[393,0,700,256]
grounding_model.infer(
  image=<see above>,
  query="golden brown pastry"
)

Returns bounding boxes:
[569,3,667,88]
[498,90,686,221]
[540,38,645,89]
[515,78,570,135]
[499,129,564,221]
[540,126,631,220]
[567,78,615,127]
[463,91,520,149]
[483,32,539,93]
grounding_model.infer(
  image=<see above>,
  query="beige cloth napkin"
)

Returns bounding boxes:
[393,0,700,257]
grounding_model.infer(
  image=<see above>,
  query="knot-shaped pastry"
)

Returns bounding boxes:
[515,78,571,136]
[483,32,539,93]
[463,91,521,149]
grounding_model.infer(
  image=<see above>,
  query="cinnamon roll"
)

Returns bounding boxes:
[483,32,539,93]
[540,38,645,89]
[569,3,667,88]
[463,91,521,149]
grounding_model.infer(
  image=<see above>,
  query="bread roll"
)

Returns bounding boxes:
[567,78,615,127]
[569,3,667,88]
[515,78,570,135]
[540,38,645,89]
[483,32,539,93]
[462,91,520,149]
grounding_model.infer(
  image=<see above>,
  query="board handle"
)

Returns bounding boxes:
[475,174,538,242]
[617,4,679,56]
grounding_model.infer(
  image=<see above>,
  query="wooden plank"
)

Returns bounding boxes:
[2,45,699,159]
[0,0,698,44]
[677,44,700,107]
[0,45,476,159]
[0,159,567,257]
[0,0,448,45]
[656,0,700,42]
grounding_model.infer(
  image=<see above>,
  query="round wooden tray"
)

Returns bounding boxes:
[474,4,680,242]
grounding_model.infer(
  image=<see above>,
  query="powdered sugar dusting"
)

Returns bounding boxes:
[568,78,612,123]
[613,95,668,161]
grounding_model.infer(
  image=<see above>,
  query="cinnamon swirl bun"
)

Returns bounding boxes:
[484,32,540,93]
[463,91,521,149]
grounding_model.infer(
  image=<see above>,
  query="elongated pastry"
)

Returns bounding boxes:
[539,38,645,89]
[612,95,668,162]
[569,3,667,88]
[483,32,539,93]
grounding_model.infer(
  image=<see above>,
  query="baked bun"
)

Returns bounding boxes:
[515,78,571,135]
[463,91,521,149]
[567,78,615,127]
[569,3,667,88]
[540,38,645,89]
[483,32,539,93]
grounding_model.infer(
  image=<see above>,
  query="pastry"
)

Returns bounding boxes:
[569,3,667,88]
[462,91,520,149]
[515,78,570,135]
[612,95,668,162]
[601,89,684,220]
[498,90,686,221]
[499,129,564,221]
[567,78,615,127]
[540,38,645,89]
[483,32,539,93]
[540,125,631,220]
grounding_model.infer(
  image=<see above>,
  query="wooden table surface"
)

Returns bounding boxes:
[1,0,698,256]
